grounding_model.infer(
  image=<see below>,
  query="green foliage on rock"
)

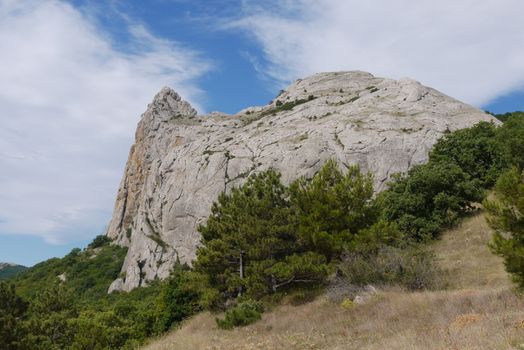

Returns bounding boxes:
[261,95,316,117]
[87,234,112,249]
[485,167,524,288]
[380,114,524,242]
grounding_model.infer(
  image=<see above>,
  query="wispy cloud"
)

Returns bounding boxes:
[0,0,213,244]
[234,0,524,106]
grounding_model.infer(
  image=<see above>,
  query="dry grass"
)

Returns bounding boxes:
[143,212,524,350]
[432,211,510,289]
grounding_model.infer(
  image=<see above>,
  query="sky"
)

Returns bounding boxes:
[1,0,523,266]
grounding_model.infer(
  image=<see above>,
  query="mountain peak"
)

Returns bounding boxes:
[153,86,181,103]
[145,86,197,122]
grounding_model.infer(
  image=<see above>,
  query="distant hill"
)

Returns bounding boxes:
[0,262,27,280]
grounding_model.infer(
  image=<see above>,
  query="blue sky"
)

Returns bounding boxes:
[0,0,523,266]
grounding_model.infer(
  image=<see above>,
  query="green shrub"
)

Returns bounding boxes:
[260,96,316,117]
[337,245,443,290]
[335,217,442,290]
[429,121,502,187]
[493,110,524,123]
[380,160,483,241]
[288,288,321,306]
[20,283,78,350]
[216,300,263,329]
[154,266,201,333]
[495,113,524,170]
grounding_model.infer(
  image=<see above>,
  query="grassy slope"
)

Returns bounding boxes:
[143,211,524,350]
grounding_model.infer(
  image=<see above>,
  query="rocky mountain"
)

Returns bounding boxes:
[106,71,497,292]
[0,262,27,280]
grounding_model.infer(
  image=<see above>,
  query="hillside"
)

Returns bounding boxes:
[105,71,496,292]
[12,243,127,303]
[0,262,27,280]
[142,211,524,350]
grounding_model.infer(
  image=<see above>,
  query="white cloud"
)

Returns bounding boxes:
[0,0,212,244]
[235,0,524,106]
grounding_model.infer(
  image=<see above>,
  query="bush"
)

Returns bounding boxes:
[380,160,483,241]
[429,121,502,187]
[337,245,443,291]
[215,300,263,329]
[493,111,523,122]
[288,288,321,306]
[154,266,201,333]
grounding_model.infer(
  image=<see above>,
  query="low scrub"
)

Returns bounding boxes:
[337,245,444,291]
[216,300,263,329]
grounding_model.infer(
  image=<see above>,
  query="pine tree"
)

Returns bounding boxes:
[485,167,524,287]
[289,160,378,259]
[195,162,379,302]
[195,169,327,301]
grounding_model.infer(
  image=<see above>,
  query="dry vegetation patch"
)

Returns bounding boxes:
[432,211,510,289]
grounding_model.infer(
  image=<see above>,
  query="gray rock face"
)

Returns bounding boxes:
[106,71,497,292]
